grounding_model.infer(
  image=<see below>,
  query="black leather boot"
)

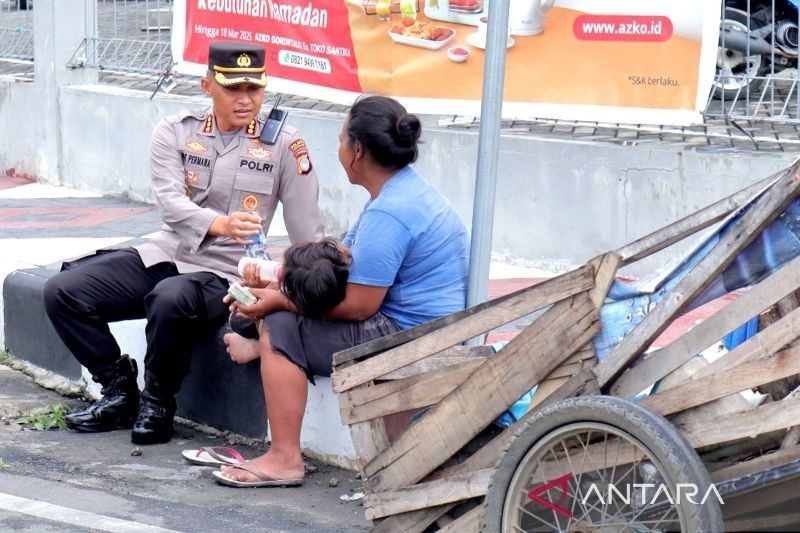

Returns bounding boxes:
[131,385,176,445]
[65,355,139,432]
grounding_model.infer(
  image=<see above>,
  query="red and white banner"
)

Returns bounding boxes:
[171,0,721,125]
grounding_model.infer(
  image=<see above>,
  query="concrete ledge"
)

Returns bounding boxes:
[3,268,82,380]
[2,267,357,469]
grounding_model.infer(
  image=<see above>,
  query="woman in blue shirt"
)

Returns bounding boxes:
[216,95,469,487]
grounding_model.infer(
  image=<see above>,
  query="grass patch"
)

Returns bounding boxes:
[0,458,7,470]
[16,404,71,431]
[0,350,12,366]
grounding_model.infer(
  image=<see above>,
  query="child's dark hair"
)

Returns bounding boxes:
[280,238,350,318]
[346,95,421,169]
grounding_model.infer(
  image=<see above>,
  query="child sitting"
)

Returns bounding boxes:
[226,238,350,364]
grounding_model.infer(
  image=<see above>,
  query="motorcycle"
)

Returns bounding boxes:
[714,0,800,100]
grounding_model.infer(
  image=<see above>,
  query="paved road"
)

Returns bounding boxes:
[0,364,370,532]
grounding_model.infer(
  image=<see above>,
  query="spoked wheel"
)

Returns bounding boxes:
[482,397,723,533]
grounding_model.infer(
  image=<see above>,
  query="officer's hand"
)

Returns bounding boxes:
[226,211,263,244]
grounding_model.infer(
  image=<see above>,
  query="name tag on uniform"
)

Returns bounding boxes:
[182,152,212,168]
[239,159,274,173]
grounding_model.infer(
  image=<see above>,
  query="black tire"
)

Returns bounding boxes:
[481,396,723,533]
[713,7,766,100]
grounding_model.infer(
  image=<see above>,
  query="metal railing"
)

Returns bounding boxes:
[68,0,173,75]
[704,0,800,123]
[0,0,34,62]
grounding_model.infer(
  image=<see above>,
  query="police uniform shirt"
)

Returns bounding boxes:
[135,107,325,280]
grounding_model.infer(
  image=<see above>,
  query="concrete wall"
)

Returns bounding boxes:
[0,80,41,179]
[53,86,799,272]
[3,0,799,272]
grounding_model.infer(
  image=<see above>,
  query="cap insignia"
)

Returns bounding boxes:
[237,54,252,68]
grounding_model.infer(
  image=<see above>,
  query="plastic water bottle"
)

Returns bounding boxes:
[238,257,284,282]
[244,228,270,260]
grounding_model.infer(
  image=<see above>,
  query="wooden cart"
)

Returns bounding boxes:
[332,161,800,532]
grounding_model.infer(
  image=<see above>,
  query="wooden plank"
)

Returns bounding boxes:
[341,358,484,410]
[710,444,800,482]
[678,394,800,449]
[380,346,494,380]
[363,469,492,520]
[434,514,454,528]
[373,368,601,532]
[332,265,593,369]
[687,305,800,384]
[564,347,596,365]
[611,254,800,398]
[718,481,800,519]
[588,252,621,308]
[758,291,800,400]
[782,427,800,448]
[616,169,783,265]
[331,266,594,392]
[654,356,750,427]
[641,346,800,416]
[340,359,485,425]
[726,512,800,532]
[527,377,569,411]
[546,358,597,380]
[349,417,390,468]
[364,294,599,492]
[595,163,800,388]
[438,504,482,533]
[371,506,451,533]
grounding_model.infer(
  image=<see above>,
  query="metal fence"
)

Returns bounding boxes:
[0,0,34,62]
[68,0,174,75]
[704,0,800,123]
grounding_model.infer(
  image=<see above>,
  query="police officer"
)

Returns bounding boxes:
[43,41,324,445]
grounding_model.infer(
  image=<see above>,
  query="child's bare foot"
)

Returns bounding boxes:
[223,332,260,364]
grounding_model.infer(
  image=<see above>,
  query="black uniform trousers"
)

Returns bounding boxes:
[43,248,230,395]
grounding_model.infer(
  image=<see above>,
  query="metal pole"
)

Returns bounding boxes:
[466,0,510,310]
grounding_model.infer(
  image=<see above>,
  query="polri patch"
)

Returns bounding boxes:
[289,138,313,175]
[242,194,259,212]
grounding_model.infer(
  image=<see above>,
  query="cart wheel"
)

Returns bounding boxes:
[481,396,723,533]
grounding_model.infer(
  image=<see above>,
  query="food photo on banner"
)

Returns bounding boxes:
[171,0,721,124]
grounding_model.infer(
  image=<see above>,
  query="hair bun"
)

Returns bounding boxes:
[396,115,421,147]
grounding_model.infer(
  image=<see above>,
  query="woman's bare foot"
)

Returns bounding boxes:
[218,450,305,483]
[223,332,260,364]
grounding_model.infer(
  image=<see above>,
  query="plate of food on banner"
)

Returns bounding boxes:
[389,20,455,50]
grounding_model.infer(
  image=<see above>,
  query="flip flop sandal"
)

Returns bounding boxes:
[212,462,304,488]
[182,446,246,467]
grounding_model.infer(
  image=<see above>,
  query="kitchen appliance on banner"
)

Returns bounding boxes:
[424,0,486,27]
[425,0,554,33]
[509,0,555,36]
